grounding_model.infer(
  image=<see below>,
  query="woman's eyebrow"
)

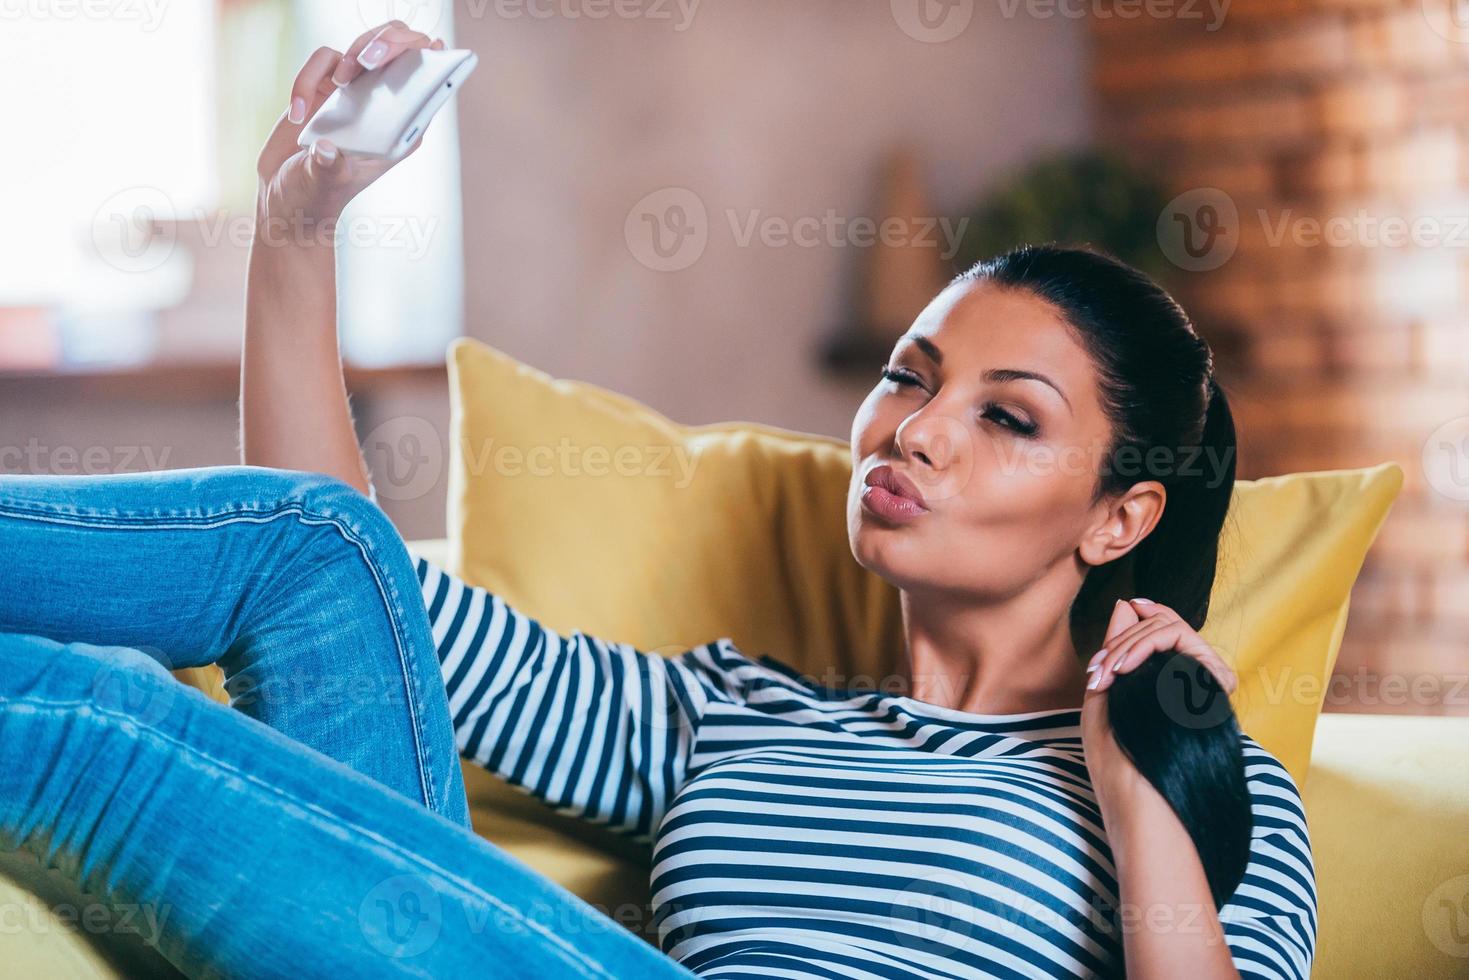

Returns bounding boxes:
[908,334,944,365]
[983,368,1073,414]
[901,334,1073,415]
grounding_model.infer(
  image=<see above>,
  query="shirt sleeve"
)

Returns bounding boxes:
[1218,737,1319,980]
[416,556,727,842]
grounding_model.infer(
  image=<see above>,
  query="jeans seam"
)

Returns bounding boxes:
[2,694,612,980]
[0,501,443,818]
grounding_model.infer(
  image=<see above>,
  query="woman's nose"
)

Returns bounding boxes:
[894,410,976,503]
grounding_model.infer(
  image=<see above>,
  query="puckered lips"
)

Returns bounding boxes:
[860,463,929,524]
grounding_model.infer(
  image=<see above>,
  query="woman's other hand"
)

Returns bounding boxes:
[1087,598,1236,696]
[255,21,445,233]
[1080,597,1239,800]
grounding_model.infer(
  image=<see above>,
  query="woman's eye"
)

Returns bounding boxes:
[879,366,921,387]
[984,405,1039,437]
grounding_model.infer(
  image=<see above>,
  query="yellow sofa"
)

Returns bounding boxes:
[3,582,1466,979]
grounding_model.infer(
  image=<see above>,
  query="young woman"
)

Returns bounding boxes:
[0,21,1314,980]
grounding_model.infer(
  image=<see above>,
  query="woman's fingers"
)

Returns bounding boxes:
[330,22,437,88]
[1093,620,1238,694]
[331,21,403,83]
[1089,620,1171,690]
[287,46,344,125]
[1098,599,1140,650]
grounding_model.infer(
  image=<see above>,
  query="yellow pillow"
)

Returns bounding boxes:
[446,336,1403,783]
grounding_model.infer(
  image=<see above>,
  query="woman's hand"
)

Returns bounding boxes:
[255,21,443,235]
[1079,599,1246,979]
[1080,597,1238,801]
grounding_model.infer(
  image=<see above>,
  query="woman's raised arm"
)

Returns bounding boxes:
[240,21,443,495]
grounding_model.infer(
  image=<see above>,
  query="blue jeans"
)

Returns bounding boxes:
[0,466,691,979]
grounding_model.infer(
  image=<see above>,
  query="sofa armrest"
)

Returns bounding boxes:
[1304,711,1469,978]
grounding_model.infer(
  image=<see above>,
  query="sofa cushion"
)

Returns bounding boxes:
[446,336,1402,782]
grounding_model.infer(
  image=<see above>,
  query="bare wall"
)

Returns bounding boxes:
[455,0,1093,438]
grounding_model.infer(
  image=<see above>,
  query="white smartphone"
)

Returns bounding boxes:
[298,48,478,161]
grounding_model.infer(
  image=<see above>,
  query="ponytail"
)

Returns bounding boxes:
[1106,377,1252,909]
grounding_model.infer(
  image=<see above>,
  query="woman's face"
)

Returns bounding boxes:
[848,279,1128,599]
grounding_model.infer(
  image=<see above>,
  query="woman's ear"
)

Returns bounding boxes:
[1079,481,1166,567]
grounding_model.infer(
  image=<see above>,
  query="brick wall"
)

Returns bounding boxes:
[1091,0,1469,715]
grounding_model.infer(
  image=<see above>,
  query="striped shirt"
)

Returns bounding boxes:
[418,558,1317,980]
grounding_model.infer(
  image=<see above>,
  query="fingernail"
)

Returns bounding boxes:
[313,139,338,164]
[288,97,306,124]
[1087,671,1102,690]
[1087,647,1108,668]
[1110,653,1126,672]
[358,40,389,68]
[1131,597,1154,604]
[1086,661,1102,674]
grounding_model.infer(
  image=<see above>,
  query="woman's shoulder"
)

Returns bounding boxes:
[668,638,821,704]
[1237,731,1312,843]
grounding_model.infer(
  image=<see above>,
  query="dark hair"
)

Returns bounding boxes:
[956,243,1251,910]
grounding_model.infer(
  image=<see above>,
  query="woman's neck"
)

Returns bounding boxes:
[899,574,1092,716]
